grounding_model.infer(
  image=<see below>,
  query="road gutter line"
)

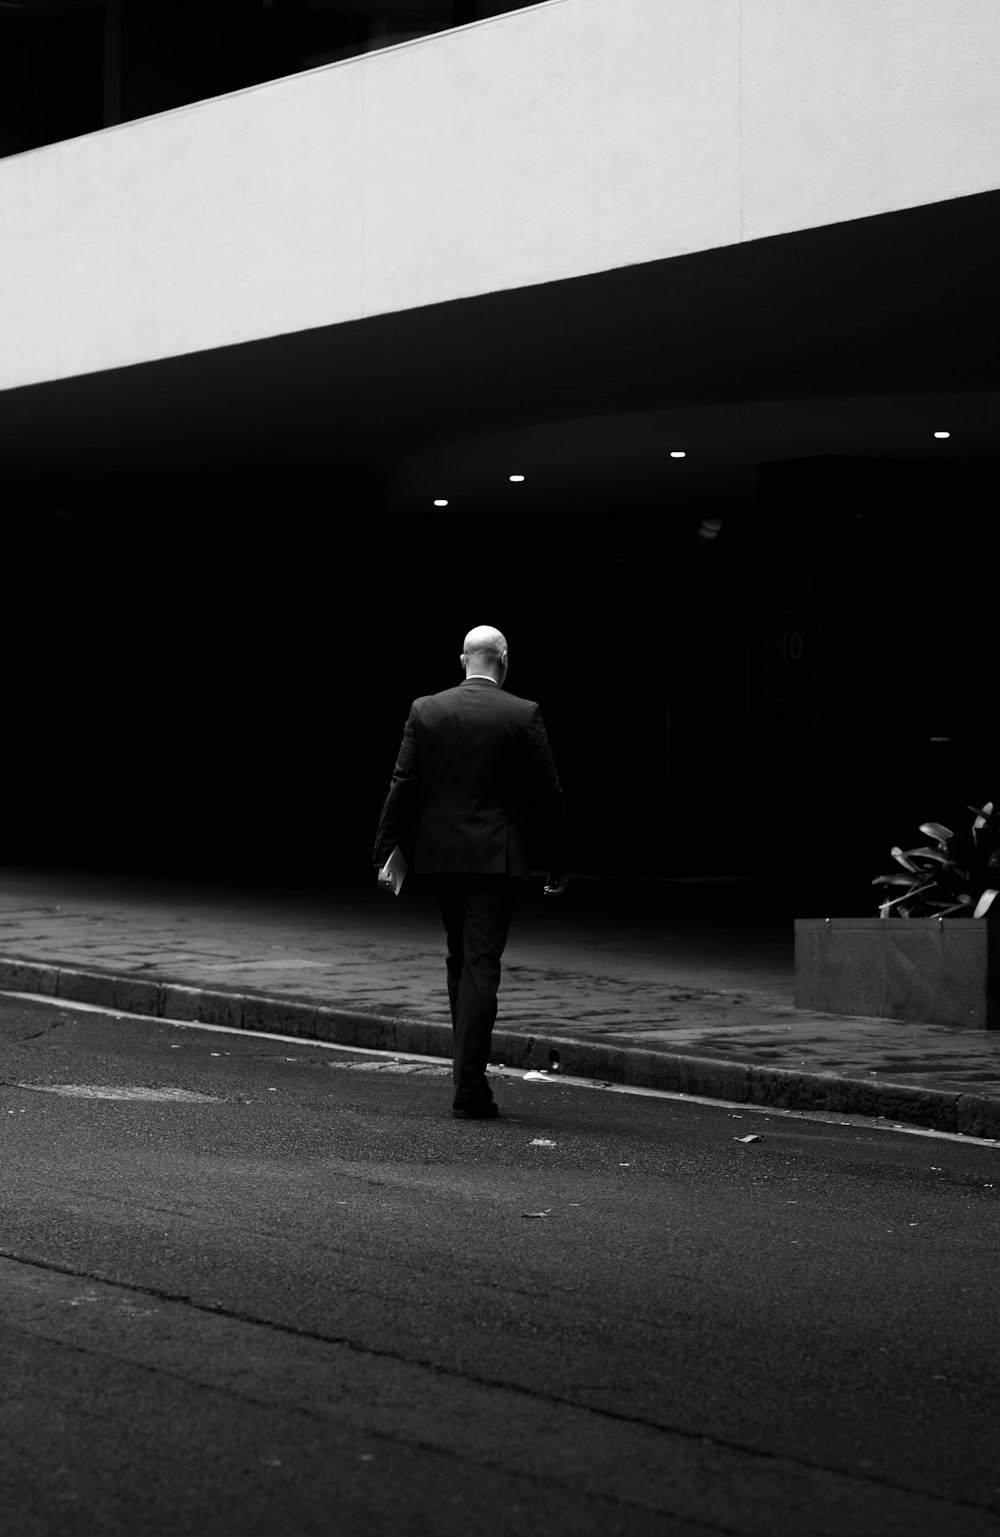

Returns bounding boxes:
[4,991,998,1148]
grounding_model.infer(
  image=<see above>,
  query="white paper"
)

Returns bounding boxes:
[379,845,408,896]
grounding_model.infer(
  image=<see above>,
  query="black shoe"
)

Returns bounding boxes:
[452,1101,499,1120]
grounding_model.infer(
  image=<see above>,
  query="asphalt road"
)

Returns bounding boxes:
[1,993,999,1537]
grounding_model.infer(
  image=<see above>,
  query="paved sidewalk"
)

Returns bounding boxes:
[2,868,1000,1140]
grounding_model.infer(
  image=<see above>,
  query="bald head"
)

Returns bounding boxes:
[461,625,508,685]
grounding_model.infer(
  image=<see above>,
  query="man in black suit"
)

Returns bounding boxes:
[374,625,568,1119]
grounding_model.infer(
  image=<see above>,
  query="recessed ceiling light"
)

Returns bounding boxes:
[933,431,951,439]
[509,474,525,483]
[670,451,686,459]
[433,498,449,507]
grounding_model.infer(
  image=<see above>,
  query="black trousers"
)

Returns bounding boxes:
[432,874,518,1106]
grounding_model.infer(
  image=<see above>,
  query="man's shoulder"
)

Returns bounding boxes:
[501,690,539,717]
[411,684,464,713]
[416,684,538,714]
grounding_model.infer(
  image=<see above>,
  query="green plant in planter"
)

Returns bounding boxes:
[873,803,1000,918]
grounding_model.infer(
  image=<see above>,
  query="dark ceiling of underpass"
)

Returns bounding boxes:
[1,187,997,516]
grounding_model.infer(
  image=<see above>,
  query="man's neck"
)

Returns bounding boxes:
[465,673,500,686]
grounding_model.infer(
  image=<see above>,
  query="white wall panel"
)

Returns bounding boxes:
[56,68,365,379]
[741,0,1000,240]
[0,149,61,389]
[360,0,741,313]
[0,0,997,390]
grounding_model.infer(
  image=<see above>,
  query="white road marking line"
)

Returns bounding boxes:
[3,990,998,1147]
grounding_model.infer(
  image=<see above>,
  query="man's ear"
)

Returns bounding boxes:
[459,653,466,672]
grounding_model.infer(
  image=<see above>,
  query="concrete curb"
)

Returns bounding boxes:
[3,954,1000,1142]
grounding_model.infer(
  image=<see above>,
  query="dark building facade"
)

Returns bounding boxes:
[2,0,998,911]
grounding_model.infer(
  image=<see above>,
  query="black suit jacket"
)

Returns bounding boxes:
[373,678,568,878]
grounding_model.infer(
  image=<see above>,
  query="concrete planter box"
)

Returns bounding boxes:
[794,917,1000,1029]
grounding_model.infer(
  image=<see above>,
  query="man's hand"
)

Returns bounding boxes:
[543,873,570,897]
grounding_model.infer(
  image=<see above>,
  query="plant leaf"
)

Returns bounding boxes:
[920,823,953,845]
[891,846,920,872]
[974,889,999,918]
[878,890,919,913]
[872,874,918,887]
[901,847,953,866]
[877,882,937,913]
